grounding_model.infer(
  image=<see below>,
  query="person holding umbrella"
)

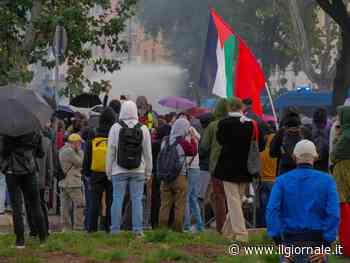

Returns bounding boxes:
[0,86,53,248]
[1,133,48,248]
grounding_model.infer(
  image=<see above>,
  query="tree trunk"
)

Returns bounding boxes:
[332,31,350,113]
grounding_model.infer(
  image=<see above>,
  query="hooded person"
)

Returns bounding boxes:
[150,115,172,228]
[331,106,350,257]
[106,100,152,237]
[270,108,312,175]
[311,108,330,172]
[200,99,229,233]
[158,118,198,232]
[27,130,54,237]
[83,107,116,233]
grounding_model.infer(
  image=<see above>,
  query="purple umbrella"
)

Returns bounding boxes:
[158,96,196,110]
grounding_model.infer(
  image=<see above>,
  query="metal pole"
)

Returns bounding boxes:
[265,83,279,130]
[54,30,60,110]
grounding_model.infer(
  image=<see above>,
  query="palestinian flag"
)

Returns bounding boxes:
[199,9,266,115]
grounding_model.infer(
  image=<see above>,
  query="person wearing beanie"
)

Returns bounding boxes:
[267,140,340,263]
[83,107,116,233]
[270,108,312,175]
[59,133,84,231]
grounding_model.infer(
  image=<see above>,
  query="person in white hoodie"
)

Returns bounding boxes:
[107,101,152,236]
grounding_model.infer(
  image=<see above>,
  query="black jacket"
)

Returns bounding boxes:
[1,132,44,175]
[214,115,265,183]
[269,126,312,175]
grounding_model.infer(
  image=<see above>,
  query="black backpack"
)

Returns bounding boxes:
[281,126,304,157]
[117,121,143,169]
[157,137,184,183]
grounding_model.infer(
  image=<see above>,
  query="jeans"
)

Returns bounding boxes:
[5,172,47,243]
[184,169,204,231]
[280,238,328,263]
[0,173,6,213]
[111,173,145,234]
[89,175,113,233]
[258,181,274,227]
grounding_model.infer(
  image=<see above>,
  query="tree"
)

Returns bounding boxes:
[282,0,337,90]
[316,0,350,111]
[0,0,136,96]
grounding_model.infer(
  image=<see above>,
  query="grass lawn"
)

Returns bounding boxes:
[0,230,349,262]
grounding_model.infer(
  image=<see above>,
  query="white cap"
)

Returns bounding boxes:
[293,140,318,160]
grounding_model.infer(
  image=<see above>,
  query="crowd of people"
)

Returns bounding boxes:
[0,92,349,262]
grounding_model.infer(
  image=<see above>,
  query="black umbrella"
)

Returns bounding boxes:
[0,86,53,136]
[55,105,75,120]
[70,93,102,108]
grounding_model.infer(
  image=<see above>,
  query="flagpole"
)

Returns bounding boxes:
[265,83,279,131]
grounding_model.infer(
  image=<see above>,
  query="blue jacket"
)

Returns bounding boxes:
[266,164,340,244]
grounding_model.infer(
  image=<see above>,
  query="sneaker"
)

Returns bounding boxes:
[15,239,25,249]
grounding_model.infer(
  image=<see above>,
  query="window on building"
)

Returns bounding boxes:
[144,50,148,63]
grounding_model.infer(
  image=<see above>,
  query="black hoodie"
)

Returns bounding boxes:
[83,108,116,180]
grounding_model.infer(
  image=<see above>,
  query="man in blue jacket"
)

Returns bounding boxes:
[267,140,340,263]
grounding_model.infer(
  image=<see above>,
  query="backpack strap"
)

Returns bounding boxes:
[95,138,108,147]
[118,120,128,128]
[134,123,142,129]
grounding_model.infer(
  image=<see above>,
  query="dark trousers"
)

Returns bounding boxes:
[151,175,161,228]
[5,172,47,242]
[258,181,274,227]
[281,232,328,263]
[212,177,227,233]
[89,176,113,233]
[27,189,49,236]
[84,177,93,231]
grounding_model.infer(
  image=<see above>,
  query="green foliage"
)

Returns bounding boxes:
[0,0,137,95]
